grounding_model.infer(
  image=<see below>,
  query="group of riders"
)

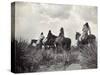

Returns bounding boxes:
[35,27,66,49]
[31,22,95,50]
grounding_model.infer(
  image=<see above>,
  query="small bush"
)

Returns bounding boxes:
[12,39,41,73]
[79,41,97,69]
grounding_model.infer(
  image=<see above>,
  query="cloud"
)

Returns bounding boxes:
[38,3,72,19]
[14,2,97,45]
[72,6,97,24]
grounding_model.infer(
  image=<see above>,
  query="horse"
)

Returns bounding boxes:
[75,32,96,46]
[43,34,57,49]
[30,38,44,49]
[54,36,71,64]
[55,36,71,52]
[30,39,37,46]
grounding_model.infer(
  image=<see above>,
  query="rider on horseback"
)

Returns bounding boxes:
[76,22,95,46]
[47,30,53,39]
[59,27,64,42]
[46,30,53,43]
[81,22,91,41]
[37,32,45,45]
[55,27,65,43]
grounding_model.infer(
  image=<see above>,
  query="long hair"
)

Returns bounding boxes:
[85,22,90,29]
[84,22,91,34]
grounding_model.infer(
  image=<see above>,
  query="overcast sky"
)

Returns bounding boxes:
[15,2,97,45]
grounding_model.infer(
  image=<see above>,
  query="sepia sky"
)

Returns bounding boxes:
[15,2,97,45]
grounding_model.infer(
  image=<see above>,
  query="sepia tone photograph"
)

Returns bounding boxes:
[11,2,97,73]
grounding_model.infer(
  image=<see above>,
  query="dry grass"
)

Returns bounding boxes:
[13,39,71,72]
[79,41,97,69]
[12,39,97,73]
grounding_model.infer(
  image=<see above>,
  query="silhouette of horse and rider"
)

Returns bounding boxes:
[30,22,96,50]
[75,22,96,47]
[30,27,71,51]
[43,30,57,49]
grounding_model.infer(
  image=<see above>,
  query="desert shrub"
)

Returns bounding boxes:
[79,40,97,69]
[12,39,41,73]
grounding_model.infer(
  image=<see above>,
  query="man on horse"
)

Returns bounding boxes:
[44,30,57,49]
[36,32,45,48]
[47,30,53,41]
[55,27,65,51]
[56,27,65,44]
[81,22,91,41]
[75,22,95,46]
[59,27,64,41]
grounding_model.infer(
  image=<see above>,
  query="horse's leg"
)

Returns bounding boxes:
[52,44,55,49]
[67,43,71,50]
[44,42,48,50]
[52,45,55,52]
[58,43,62,53]
[55,43,58,53]
[36,44,41,50]
[44,44,46,50]
[36,44,38,49]
[57,44,60,53]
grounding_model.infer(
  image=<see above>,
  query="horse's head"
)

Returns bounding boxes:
[76,32,81,40]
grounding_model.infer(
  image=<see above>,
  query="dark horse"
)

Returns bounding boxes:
[44,34,57,49]
[55,37,71,52]
[75,32,96,46]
